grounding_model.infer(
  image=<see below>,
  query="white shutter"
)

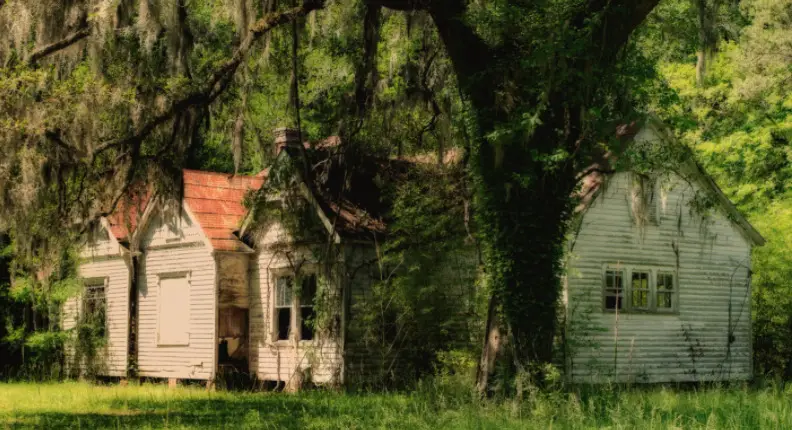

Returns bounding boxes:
[158,274,190,345]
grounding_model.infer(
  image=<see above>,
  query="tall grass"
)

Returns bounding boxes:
[1,378,792,428]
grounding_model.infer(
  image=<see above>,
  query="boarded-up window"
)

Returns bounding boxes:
[604,270,623,310]
[158,274,190,345]
[83,278,107,338]
[300,275,317,341]
[631,271,650,310]
[275,276,293,341]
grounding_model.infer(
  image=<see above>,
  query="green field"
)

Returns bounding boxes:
[1,381,792,429]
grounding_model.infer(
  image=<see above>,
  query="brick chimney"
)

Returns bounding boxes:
[274,127,301,155]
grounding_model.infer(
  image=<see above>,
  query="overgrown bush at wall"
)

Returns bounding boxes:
[0,236,107,380]
[348,163,483,388]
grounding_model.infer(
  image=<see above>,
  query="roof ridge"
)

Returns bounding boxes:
[182,168,263,180]
[183,184,262,191]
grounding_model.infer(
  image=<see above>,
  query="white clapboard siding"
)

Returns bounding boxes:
[136,211,216,380]
[566,165,753,383]
[250,221,343,384]
[64,253,130,377]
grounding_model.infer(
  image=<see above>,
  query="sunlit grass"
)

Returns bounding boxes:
[1,380,792,428]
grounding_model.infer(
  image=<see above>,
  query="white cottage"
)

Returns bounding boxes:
[66,120,763,386]
[65,129,385,387]
[564,119,764,383]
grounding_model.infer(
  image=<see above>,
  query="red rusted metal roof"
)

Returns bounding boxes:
[182,169,264,252]
[105,170,263,251]
[107,191,152,243]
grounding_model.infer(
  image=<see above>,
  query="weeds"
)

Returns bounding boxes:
[1,379,792,429]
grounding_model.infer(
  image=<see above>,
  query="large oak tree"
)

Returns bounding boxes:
[0,0,659,391]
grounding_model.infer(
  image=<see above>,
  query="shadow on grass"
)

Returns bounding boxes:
[6,393,380,429]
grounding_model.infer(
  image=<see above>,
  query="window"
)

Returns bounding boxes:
[82,278,107,337]
[158,273,190,345]
[300,275,317,341]
[273,271,318,342]
[603,265,677,313]
[656,272,675,310]
[604,270,623,310]
[275,276,293,341]
[631,271,650,310]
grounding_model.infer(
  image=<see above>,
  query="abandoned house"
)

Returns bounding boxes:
[64,118,764,386]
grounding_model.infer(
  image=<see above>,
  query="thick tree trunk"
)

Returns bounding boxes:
[473,124,577,393]
[430,4,576,395]
[428,0,659,395]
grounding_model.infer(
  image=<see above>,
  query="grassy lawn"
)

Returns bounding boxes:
[1,381,792,429]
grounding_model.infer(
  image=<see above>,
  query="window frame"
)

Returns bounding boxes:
[81,277,108,337]
[603,269,624,312]
[298,274,318,341]
[602,264,678,314]
[270,267,318,344]
[655,271,677,313]
[156,271,192,346]
[274,274,294,342]
[629,268,651,311]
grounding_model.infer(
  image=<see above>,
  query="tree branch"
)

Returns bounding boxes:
[340,4,382,141]
[72,1,324,234]
[587,0,661,61]
[90,0,323,160]
[366,0,429,11]
[27,27,91,66]
[429,0,498,130]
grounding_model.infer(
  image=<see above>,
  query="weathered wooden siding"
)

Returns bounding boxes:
[136,210,216,380]
[250,221,343,385]
[64,227,129,377]
[566,135,754,382]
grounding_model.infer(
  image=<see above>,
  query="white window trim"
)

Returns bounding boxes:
[156,271,192,346]
[269,266,318,345]
[80,277,109,330]
[602,264,678,314]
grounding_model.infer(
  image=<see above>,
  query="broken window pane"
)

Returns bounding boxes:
[605,295,622,310]
[300,275,317,341]
[277,308,291,341]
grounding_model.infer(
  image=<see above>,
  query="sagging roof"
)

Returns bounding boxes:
[275,141,461,241]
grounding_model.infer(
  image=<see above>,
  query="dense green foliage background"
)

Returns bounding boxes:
[636,0,792,379]
[2,0,792,386]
